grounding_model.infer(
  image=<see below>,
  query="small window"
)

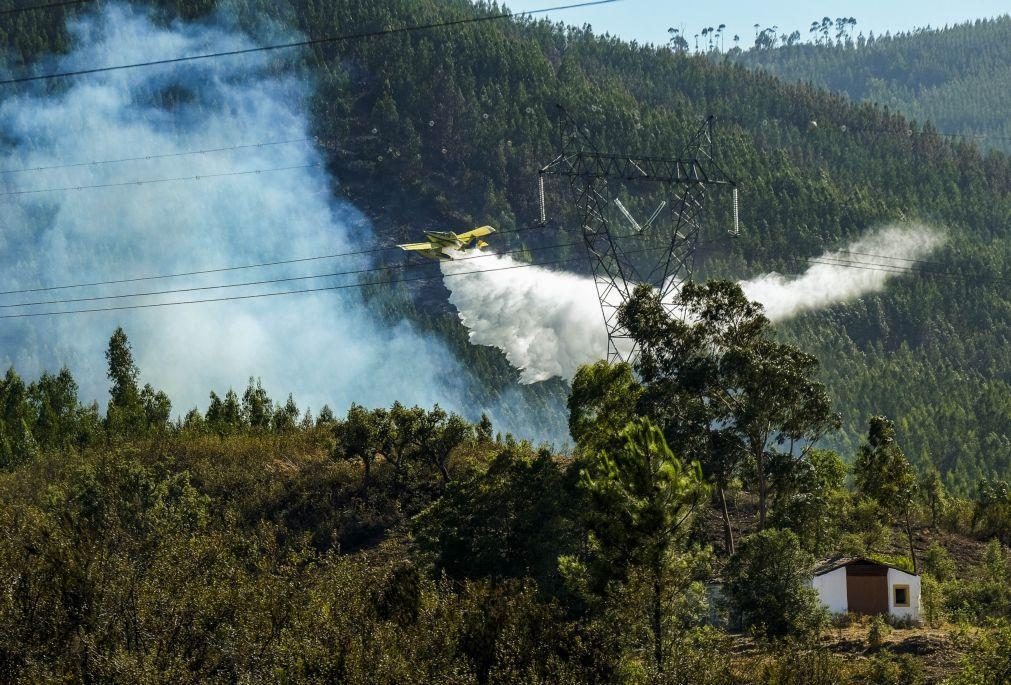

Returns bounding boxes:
[893,584,910,607]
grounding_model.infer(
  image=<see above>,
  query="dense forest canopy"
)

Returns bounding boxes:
[734,14,1011,155]
[0,2,1008,482]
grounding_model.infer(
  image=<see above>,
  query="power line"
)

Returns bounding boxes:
[841,125,1011,144]
[0,243,387,297]
[5,240,1003,320]
[0,238,585,309]
[0,0,88,17]
[806,257,1011,286]
[0,161,321,197]
[808,257,947,277]
[0,0,623,86]
[834,249,951,267]
[740,113,1011,146]
[810,256,1004,283]
[0,238,708,319]
[0,223,559,297]
[813,256,953,273]
[0,218,990,302]
[0,252,587,320]
[0,136,316,176]
[1,114,998,192]
[1,238,733,320]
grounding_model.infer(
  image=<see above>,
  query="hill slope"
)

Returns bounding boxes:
[735,15,1011,153]
[0,0,1009,486]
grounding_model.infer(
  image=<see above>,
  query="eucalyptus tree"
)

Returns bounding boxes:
[334,403,383,490]
[618,281,839,536]
[105,328,149,436]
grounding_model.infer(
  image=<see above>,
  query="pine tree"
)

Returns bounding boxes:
[105,328,145,436]
[106,327,140,410]
[577,418,710,673]
[855,416,919,571]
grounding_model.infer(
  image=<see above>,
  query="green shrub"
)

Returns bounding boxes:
[922,542,956,581]
[868,614,889,650]
[863,652,925,685]
[756,639,845,685]
[921,574,944,627]
[948,620,1011,685]
[726,529,828,639]
[845,497,891,552]
[942,497,975,534]
[942,579,1011,622]
[942,543,1011,621]
[981,538,1009,584]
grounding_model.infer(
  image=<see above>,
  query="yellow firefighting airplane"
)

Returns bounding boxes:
[397,225,496,260]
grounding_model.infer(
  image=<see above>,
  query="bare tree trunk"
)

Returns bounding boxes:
[652,557,665,675]
[362,457,371,501]
[720,486,735,555]
[757,450,768,531]
[905,507,918,573]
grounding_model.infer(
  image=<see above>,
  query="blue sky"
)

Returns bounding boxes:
[505,0,1009,49]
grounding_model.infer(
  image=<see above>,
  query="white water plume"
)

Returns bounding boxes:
[442,253,606,383]
[443,223,945,383]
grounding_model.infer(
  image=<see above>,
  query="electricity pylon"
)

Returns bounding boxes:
[538,106,738,363]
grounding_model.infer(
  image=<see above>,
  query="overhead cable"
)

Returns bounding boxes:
[0,162,321,197]
[5,245,1005,320]
[0,0,623,85]
[0,239,586,309]
[0,0,89,17]
[0,222,560,296]
[0,253,586,319]
[806,257,1011,286]
[0,137,316,176]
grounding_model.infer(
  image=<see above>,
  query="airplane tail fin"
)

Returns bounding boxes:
[475,239,489,249]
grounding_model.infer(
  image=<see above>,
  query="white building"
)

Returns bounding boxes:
[812,557,921,622]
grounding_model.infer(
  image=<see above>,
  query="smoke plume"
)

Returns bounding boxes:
[739,223,945,321]
[443,223,944,382]
[0,5,479,419]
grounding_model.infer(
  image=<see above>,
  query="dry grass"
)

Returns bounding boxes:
[727,619,964,684]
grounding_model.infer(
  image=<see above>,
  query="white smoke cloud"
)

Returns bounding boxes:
[0,5,475,417]
[443,223,944,383]
[739,223,945,321]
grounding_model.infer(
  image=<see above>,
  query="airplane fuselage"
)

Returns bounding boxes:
[398,225,495,261]
[423,231,465,248]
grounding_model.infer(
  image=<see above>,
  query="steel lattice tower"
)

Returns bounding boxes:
[538,107,738,363]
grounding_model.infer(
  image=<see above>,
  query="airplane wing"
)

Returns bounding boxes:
[398,241,436,251]
[456,225,496,241]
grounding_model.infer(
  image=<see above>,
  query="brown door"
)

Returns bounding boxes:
[846,564,888,615]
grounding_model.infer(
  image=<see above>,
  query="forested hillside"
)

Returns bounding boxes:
[2,320,1009,683]
[0,0,1009,487]
[2,4,1011,680]
[735,15,1011,154]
